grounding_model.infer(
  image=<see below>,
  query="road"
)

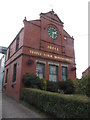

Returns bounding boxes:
[2,93,47,119]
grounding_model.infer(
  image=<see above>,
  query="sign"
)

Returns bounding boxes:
[47,45,59,51]
[29,49,73,63]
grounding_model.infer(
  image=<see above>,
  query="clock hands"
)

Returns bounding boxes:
[48,27,58,39]
[52,31,57,39]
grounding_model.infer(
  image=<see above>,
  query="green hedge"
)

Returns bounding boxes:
[47,81,59,92]
[22,73,75,94]
[21,88,89,118]
[22,73,43,89]
[75,75,90,97]
[59,78,75,94]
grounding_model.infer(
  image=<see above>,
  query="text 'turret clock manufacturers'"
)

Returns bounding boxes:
[48,27,58,40]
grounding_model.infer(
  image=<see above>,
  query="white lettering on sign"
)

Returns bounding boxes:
[30,50,42,56]
[29,49,72,63]
[47,45,59,51]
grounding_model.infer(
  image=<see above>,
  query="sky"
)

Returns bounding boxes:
[0,0,89,79]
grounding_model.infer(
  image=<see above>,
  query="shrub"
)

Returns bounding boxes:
[75,79,85,95]
[40,78,47,91]
[22,73,43,89]
[21,88,89,118]
[86,76,90,97]
[59,79,75,94]
[58,89,64,94]
[75,75,90,97]
[46,81,59,92]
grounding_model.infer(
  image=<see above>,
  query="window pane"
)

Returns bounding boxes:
[8,48,10,59]
[49,75,57,82]
[49,65,58,82]
[16,36,19,51]
[5,69,8,83]
[13,64,17,82]
[39,73,43,79]
[62,66,67,81]
[36,64,44,73]
[62,67,66,75]
[49,66,56,74]
[62,75,66,81]
[36,63,45,79]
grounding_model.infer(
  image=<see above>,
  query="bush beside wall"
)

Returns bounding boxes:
[59,78,75,94]
[22,73,43,89]
[46,81,59,92]
[75,75,90,97]
[22,73,75,94]
[21,88,89,118]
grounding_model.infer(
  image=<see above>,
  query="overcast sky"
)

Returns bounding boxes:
[0,0,89,79]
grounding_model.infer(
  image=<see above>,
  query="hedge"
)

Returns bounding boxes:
[47,80,59,92]
[20,88,89,118]
[59,78,75,94]
[75,75,90,97]
[22,73,43,89]
[22,73,75,94]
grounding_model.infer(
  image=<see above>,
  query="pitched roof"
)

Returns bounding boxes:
[40,10,64,24]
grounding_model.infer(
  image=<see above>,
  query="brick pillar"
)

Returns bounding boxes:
[58,63,62,82]
[45,61,49,81]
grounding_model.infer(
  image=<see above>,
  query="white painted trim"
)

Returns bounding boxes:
[61,64,68,67]
[48,62,59,66]
[36,60,46,64]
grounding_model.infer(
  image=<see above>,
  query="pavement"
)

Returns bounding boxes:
[2,93,48,119]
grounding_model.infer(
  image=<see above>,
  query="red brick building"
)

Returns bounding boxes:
[3,10,76,100]
[82,66,90,78]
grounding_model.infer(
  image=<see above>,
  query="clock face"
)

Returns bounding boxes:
[48,27,58,39]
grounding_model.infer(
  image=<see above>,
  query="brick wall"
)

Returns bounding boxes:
[3,11,76,100]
